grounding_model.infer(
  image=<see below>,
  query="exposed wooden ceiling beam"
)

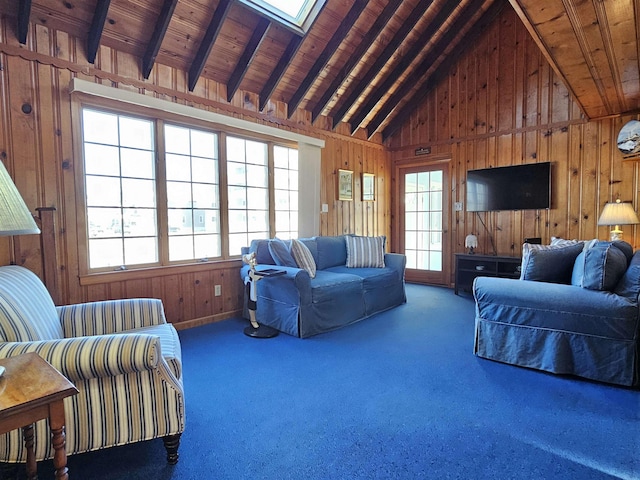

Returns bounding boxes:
[329,0,434,129]
[87,0,111,64]
[142,0,179,79]
[259,35,304,112]
[310,0,404,124]
[382,0,506,142]
[227,18,271,102]
[348,0,459,134]
[17,0,31,45]
[286,0,368,119]
[258,1,327,113]
[188,0,233,92]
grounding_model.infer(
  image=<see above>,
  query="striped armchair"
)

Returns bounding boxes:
[0,265,185,465]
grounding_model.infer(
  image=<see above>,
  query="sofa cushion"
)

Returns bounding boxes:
[345,236,386,268]
[268,238,297,267]
[572,241,629,291]
[520,242,584,283]
[291,239,317,278]
[315,236,347,269]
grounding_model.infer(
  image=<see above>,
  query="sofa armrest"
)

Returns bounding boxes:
[58,298,168,337]
[241,265,312,303]
[0,333,161,382]
[384,253,406,275]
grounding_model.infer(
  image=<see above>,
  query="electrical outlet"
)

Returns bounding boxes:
[454,202,463,211]
[214,285,221,296]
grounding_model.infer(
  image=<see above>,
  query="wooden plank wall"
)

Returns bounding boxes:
[388,6,640,285]
[0,16,390,328]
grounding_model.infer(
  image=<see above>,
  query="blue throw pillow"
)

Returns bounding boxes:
[615,251,640,299]
[572,241,629,291]
[249,239,275,265]
[520,242,584,284]
[268,238,297,267]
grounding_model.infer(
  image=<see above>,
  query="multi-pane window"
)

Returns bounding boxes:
[165,125,220,261]
[274,146,298,239]
[83,109,158,269]
[80,107,298,272]
[404,170,443,271]
[226,136,269,256]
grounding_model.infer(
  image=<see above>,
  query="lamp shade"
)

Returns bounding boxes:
[0,161,40,236]
[465,234,478,248]
[597,199,640,227]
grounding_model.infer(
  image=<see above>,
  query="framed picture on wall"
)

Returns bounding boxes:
[362,173,375,201]
[338,169,353,201]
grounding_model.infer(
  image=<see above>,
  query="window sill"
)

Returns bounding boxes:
[79,259,243,286]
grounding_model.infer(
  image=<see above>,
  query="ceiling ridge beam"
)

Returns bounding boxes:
[382,0,506,142]
[188,0,233,92]
[348,0,460,134]
[329,0,435,129]
[286,0,368,119]
[142,0,179,80]
[310,0,404,124]
[17,0,31,45]
[227,18,271,102]
[87,0,111,64]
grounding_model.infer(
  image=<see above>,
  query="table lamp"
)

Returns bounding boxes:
[597,199,639,241]
[465,233,478,254]
[0,161,40,236]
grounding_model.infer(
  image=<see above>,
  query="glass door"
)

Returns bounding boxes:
[400,165,449,285]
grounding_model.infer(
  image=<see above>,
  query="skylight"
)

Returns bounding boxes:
[238,0,325,35]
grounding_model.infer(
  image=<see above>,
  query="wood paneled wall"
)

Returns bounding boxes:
[0,16,390,328]
[388,7,640,285]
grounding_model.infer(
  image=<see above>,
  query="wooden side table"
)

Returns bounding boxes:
[0,352,79,480]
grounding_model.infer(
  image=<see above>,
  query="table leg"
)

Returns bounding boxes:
[22,423,37,480]
[49,400,69,480]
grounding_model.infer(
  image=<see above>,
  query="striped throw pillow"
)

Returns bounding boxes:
[345,236,385,268]
[291,239,316,278]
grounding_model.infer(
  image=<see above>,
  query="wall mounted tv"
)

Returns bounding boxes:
[466,162,551,212]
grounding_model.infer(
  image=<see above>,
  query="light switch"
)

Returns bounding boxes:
[321,204,329,213]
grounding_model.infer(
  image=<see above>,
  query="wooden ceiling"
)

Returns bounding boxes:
[1,0,638,141]
[510,0,640,120]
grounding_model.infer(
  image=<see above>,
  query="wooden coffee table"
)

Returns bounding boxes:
[0,352,79,480]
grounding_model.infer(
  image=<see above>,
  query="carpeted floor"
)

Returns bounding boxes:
[31,283,640,479]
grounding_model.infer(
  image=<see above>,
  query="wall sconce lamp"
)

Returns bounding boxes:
[465,233,478,254]
[0,161,40,236]
[597,199,639,241]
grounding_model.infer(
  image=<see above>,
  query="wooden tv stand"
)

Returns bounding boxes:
[454,253,521,295]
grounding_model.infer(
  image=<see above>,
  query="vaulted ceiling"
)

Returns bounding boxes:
[1,0,638,142]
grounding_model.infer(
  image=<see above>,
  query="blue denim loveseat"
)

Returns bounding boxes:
[240,235,406,338]
[473,240,640,386]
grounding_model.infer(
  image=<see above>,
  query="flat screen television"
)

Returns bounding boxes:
[466,162,551,212]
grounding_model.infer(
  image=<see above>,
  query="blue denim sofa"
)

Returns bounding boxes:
[240,235,406,338]
[473,241,640,386]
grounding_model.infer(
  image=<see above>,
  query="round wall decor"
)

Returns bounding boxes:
[617,120,640,157]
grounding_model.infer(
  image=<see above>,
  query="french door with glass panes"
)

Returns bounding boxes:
[400,165,449,285]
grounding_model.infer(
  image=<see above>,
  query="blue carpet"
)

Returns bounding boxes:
[34,284,639,479]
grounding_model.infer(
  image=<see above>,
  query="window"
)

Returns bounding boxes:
[226,136,269,256]
[79,106,298,272]
[273,146,298,239]
[237,0,325,34]
[82,109,158,269]
[165,125,220,261]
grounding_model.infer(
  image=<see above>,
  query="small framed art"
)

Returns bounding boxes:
[362,173,375,201]
[338,169,353,201]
